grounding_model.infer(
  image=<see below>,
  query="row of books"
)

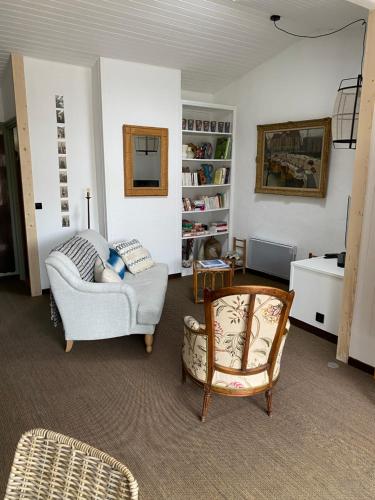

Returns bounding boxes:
[182,220,229,237]
[182,167,230,186]
[209,221,228,233]
[182,221,208,238]
[182,193,228,212]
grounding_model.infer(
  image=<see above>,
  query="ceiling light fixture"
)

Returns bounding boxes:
[270,14,367,150]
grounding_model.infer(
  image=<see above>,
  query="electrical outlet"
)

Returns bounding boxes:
[316,312,324,324]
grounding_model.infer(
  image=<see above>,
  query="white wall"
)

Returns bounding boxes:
[99,58,181,274]
[24,57,98,289]
[181,90,214,103]
[0,59,16,121]
[349,108,375,366]
[213,29,362,260]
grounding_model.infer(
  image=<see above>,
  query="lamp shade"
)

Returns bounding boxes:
[332,75,362,149]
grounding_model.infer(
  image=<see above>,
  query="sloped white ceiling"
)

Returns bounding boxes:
[0,0,368,92]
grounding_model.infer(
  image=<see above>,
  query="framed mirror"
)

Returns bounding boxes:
[123,124,168,196]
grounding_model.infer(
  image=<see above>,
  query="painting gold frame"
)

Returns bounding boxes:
[255,118,331,198]
[123,124,168,196]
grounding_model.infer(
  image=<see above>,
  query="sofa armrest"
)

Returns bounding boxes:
[46,253,139,340]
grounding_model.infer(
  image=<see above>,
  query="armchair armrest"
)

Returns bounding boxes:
[285,319,291,335]
[184,316,206,335]
[182,316,208,383]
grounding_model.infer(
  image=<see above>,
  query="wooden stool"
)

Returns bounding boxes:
[193,260,233,304]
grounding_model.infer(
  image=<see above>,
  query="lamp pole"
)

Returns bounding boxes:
[85,188,91,229]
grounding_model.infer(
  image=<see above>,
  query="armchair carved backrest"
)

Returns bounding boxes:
[204,286,294,389]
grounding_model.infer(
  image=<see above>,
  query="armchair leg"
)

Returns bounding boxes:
[201,389,212,422]
[65,340,74,353]
[144,334,153,354]
[265,389,273,416]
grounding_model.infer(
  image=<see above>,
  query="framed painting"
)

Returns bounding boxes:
[255,118,331,197]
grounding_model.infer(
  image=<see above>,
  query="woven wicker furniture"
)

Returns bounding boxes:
[5,429,138,499]
[193,259,233,304]
[182,285,294,421]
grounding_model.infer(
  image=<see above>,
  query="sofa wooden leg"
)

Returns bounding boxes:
[144,334,153,354]
[182,361,187,384]
[65,340,74,353]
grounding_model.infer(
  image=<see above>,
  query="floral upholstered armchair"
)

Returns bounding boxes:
[182,286,294,421]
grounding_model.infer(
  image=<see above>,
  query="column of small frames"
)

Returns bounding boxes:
[56,95,69,227]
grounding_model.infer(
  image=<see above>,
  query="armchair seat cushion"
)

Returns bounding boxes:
[123,263,168,325]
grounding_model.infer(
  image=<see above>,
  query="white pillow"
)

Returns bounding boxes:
[94,257,122,283]
[112,239,154,274]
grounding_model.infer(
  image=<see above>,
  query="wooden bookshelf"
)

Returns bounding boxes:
[181,100,236,275]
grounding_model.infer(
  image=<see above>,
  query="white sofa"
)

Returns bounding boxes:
[45,229,168,353]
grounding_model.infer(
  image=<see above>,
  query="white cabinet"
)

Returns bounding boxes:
[290,257,344,335]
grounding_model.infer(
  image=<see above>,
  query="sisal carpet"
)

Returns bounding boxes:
[0,274,374,499]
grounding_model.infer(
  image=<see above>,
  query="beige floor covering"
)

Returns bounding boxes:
[0,273,374,499]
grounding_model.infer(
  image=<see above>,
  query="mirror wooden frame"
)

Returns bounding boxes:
[123,124,168,196]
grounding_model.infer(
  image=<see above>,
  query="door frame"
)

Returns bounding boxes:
[0,121,19,276]
[3,118,26,280]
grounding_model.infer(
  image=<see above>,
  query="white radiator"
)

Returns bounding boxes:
[248,238,297,280]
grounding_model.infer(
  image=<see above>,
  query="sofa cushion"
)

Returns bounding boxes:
[107,248,126,279]
[94,256,122,283]
[123,263,168,325]
[113,239,154,274]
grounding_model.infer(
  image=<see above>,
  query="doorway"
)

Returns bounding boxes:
[0,120,26,283]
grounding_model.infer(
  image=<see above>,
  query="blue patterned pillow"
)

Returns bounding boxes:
[107,248,126,279]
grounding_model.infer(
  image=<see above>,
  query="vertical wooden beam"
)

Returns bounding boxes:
[11,53,41,297]
[337,10,375,362]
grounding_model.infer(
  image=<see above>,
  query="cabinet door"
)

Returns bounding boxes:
[290,267,343,335]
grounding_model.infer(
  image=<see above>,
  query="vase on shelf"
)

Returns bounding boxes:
[204,236,222,259]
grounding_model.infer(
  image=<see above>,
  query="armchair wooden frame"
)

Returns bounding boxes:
[182,285,294,421]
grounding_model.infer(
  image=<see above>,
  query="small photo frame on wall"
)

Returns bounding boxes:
[56,109,65,124]
[58,141,66,154]
[60,186,68,198]
[61,200,69,212]
[59,170,68,184]
[57,126,65,139]
[58,156,67,169]
[62,215,70,228]
[55,95,64,109]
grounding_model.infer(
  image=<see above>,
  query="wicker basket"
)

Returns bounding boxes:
[5,428,138,499]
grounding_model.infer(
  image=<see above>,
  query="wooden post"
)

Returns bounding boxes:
[337,10,375,362]
[11,54,41,297]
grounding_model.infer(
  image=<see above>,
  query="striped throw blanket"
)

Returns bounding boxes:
[50,236,98,326]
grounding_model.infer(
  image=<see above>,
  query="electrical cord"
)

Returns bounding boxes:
[272,17,367,74]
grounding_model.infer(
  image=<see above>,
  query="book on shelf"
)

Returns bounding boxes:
[182,193,228,212]
[182,220,208,237]
[214,137,231,160]
[199,259,230,269]
[209,221,228,233]
[182,165,230,186]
